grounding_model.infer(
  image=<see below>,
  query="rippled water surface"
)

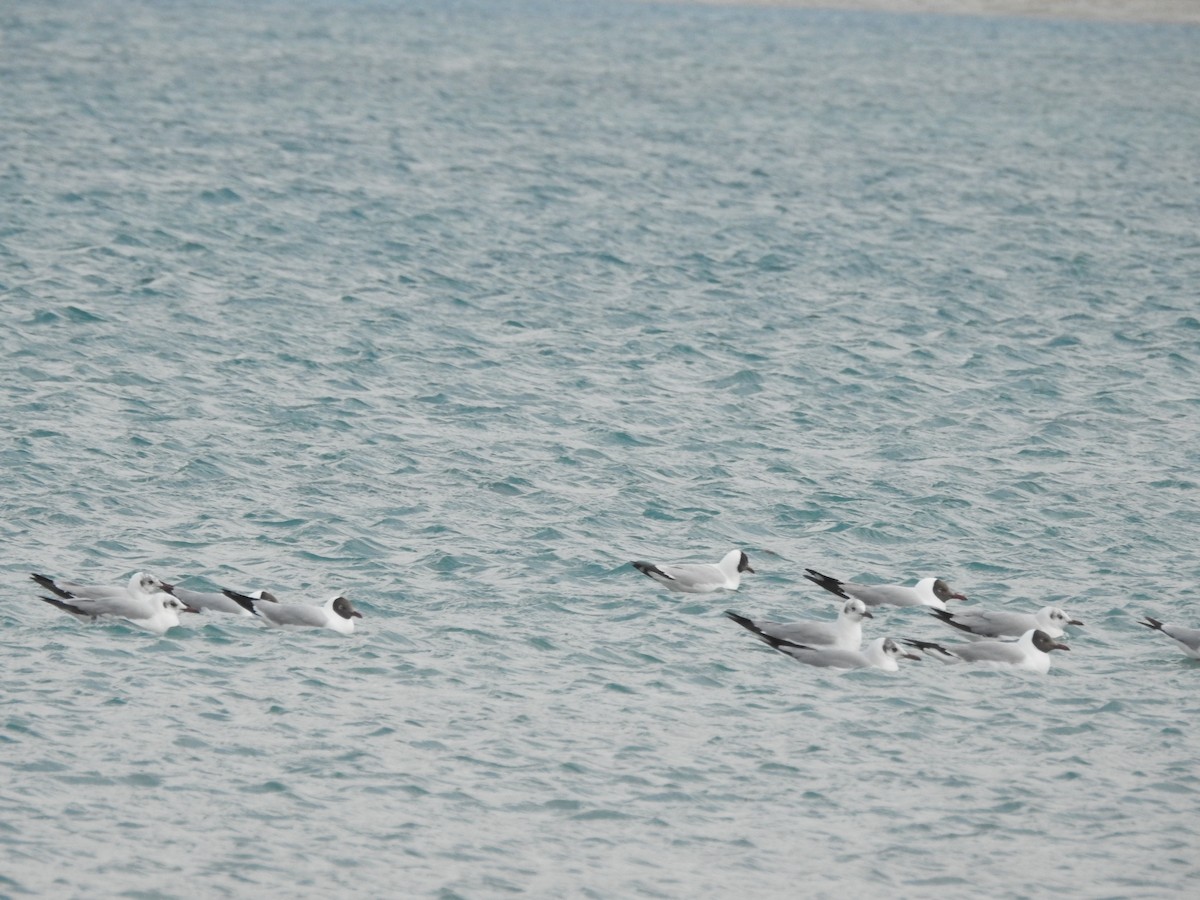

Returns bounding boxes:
[3,1,1200,896]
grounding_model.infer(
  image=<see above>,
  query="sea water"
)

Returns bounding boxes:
[2,1,1199,896]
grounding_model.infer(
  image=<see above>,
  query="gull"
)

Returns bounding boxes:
[931,605,1083,640]
[223,589,362,634]
[172,586,271,617]
[724,598,872,651]
[804,568,967,611]
[752,633,921,671]
[631,549,754,594]
[903,628,1069,673]
[31,571,198,635]
[1139,617,1200,659]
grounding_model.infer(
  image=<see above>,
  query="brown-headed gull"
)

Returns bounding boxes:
[724,597,872,650]
[31,571,198,635]
[903,628,1069,673]
[752,633,921,671]
[223,589,362,634]
[930,605,1083,639]
[1139,617,1200,659]
[804,568,967,611]
[631,549,754,594]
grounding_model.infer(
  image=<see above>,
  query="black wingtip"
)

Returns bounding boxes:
[222,588,259,615]
[758,632,788,651]
[31,573,74,599]
[902,638,948,654]
[38,595,88,617]
[724,610,756,631]
[632,561,668,580]
[757,632,813,654]
[802,568,850,600]
[1139,616,1164,632]
[929,608,975,633]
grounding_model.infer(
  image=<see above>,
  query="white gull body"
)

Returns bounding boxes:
[725,598,872,651]
[757,634,921,671]
[31,571,196,635]
[224,590,362,634]
[931,605,1083,640]
[904,628,1069,674]
[631,549,754,594]
[804,568,967,611]
[1140,617,1200,659]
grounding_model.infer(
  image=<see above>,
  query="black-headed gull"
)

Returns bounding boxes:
[752,633,921,671]
[1139,617,1200,660]
[903,628,1069,673]
[223,589,362,634]
[31,571,198,635]
[931,605,1083,640]
[631,549,754,594]
[804,568,967,611]
[725,598,872,650]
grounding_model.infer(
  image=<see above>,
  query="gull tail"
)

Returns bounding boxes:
[31,573,74,599]
[929,608,974,634]
[802,569,850,600]
[222,589,261,616]
[38,595,91,618]
[632,561,670,581]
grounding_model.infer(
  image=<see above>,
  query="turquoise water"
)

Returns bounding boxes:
[3,1,1200,896]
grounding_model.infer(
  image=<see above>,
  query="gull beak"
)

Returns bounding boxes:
[1069,618,1084,626]
[162,582,177,594]
[950,592,968,601]
[904,652,922,661]
[862,610,874,619]
[1054,642,1070,651]
[183,604,201,614]
[352,611,363,618]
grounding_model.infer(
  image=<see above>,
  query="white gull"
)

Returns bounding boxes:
[804,568,967,611]
[631,549,754,594]
[1139,617,1200,659]
[753,634,921,671]
[904,628,1069,673]
[725,597,872,650]
[31,571,197,635]
[224,589,362,634]
[931,605,1083,639]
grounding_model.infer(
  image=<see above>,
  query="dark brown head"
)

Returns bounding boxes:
[932,579,967,602]
[1031,629,1069,653]
[331,596,363,620]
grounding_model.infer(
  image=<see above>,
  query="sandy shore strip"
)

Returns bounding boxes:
[663,1,1200,24]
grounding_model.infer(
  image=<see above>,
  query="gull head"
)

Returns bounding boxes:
[842,598,873,622]
[330,596,363,620]
[1030,629,1070,653]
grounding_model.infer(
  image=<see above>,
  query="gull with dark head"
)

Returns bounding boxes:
[804,568,967,611]
[631,549,754,594]
[904,628,1069,674]
[224,589,362,634]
